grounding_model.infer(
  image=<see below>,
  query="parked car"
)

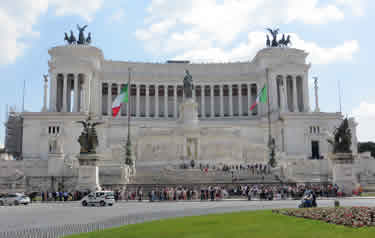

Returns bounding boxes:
[0,193,30,206]
[81,191,115,207]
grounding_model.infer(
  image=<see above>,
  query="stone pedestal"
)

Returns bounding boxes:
[76,153,101,192]
[178,98,199,128]
[330,153,355,195]
[48,152,65,177]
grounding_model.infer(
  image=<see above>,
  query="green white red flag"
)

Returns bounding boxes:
[112,85,128,117]
[249,85,267,111]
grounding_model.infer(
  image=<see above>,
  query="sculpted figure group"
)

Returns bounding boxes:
[266,28,291,48]
[327,118,352,154]
[64,24,92,45]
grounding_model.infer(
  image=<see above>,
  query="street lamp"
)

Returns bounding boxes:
[268,137,277,168]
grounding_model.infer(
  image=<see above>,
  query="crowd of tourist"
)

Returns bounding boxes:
[188,162,272,176]
[23,183,349,202]
[114,183,343,202]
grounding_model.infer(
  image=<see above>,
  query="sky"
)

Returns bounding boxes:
[0,0,375,148]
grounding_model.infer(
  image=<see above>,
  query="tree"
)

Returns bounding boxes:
[358,142,375,158]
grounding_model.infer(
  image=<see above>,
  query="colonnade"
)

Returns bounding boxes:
[100,82,260,118]
[275,75,305,113]
[50,73,86,113]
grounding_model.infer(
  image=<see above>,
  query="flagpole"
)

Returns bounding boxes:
[266,68,271,144]
[266,68,276,167]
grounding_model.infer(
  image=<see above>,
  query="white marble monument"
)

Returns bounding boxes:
[1,40,374,192]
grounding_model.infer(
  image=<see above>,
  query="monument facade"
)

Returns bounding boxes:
[1,30,374,193]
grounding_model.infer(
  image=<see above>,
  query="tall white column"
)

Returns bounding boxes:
[62,76,67,112]
[303,72,310,112]
[282,77,288,112]
[229,84,233,116]
[174,85,178,118]
[117,84,121,116]
[145,85,150,117]
[201,85,205,118]
[42,75,48,112]
[293,77,298,112]
[313,77,320,112]
[50,73,57,112]
[210,85,214,117]
[248,84,251,117]
[164,85,168,117]
[220,84,224,117]
[136,84,140,117]
[155,84,159,118]
[73,75,79,112]
[107,82,112,116]
[100,82,104,115]
[238,84,242,117]
[256,83,261,116]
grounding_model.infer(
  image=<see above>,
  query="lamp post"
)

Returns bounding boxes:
[266,68,277,168]
[125,68,133,170]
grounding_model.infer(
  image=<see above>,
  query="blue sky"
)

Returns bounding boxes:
[0,0,374,147]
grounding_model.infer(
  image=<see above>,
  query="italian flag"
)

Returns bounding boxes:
[112,85,129,117]
[249,85,267,111]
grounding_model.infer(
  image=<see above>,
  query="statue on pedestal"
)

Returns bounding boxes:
[183,70,194,99]
[328,118,352,154]
[75,115,104,154]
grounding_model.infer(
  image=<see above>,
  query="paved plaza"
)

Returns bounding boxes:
[0,198,374,237]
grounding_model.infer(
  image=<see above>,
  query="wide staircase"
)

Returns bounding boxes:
[133,167,280,185]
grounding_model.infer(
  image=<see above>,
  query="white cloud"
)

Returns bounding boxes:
[51,0,103,21]
[352,101,375,142]
[335,0,365,16]
[289,34,359,64]
[172,32,358,64]
[108,8,125,23]
[136,0,361,63]
[0,0,103,65]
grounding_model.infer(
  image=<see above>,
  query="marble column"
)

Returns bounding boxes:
[49,73,57,112]
[220,85,224,117]
[282,77,288,112]
[73,75,79,112]
[155,84,159,118]
[42,75,48,112]
[238,84,242,116]
[201,85,205,118]
[164,85,168,117]
[117,84,121,116]
[229,84,233,116]
[136,84,140,117]
[210,85,214,117]
[293,77,298,112]
[303,72,310,112]
[314,77,320,112]
[248,84,251,117]
[100,82,104,115]
[145,85,150,117]
[107,82,112,116]
[62,76,67,112]
[174,85,178,118]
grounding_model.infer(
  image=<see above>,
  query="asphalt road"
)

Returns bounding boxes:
[0,198,374,234]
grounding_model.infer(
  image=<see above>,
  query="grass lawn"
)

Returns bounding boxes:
[361,192,375,197]
[65,210,375,238]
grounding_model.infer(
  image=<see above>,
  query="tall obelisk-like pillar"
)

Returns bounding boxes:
[42,74,48,112]
[313,77,320,112]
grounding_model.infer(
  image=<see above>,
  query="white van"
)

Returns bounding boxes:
[81,191,115,207]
